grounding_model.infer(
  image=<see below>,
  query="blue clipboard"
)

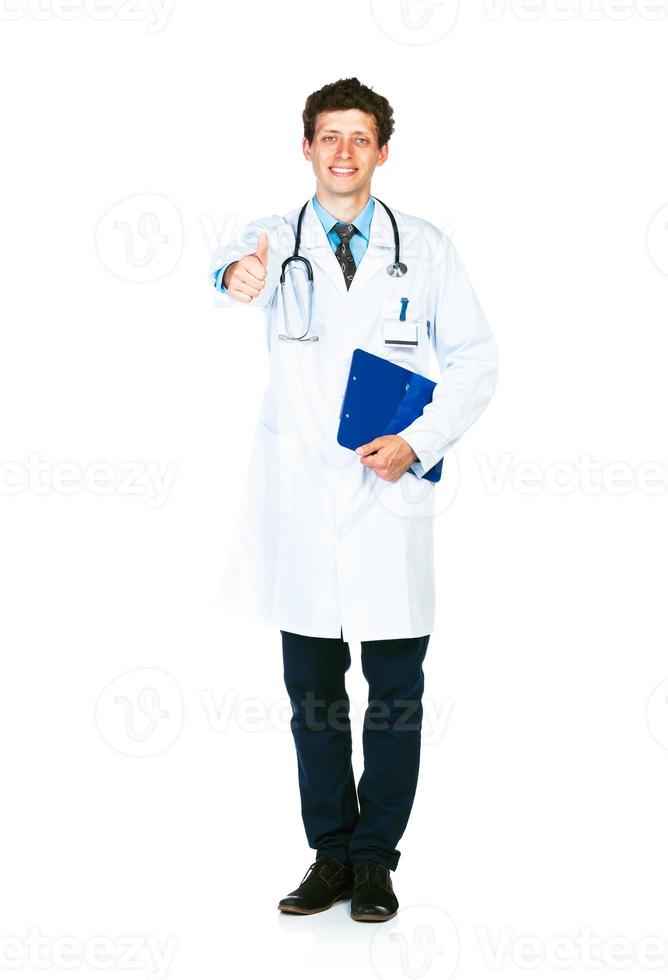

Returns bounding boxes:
[337,348,443,484]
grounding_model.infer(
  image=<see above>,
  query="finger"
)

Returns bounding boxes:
[229,275,261,297]
[227,287,253,303]
[355,438,385,456]
[233,285,261,300]
[242,255,267,282]
[253,232,269,268]
[237,263,266,286]
[374,465,399,482]
[234,271,263,293]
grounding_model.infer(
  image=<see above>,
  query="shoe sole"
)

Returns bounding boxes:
[277,889,353,915]
[351,910,398,922]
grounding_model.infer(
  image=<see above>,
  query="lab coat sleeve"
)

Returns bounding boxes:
[214,264,231,293]
[208,214,288,310]
[399,234,498,478]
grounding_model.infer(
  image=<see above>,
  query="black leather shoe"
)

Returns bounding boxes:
[351,860,399,921]
[277,856,354,914]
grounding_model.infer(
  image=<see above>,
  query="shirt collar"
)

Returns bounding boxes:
[311,194,375,242]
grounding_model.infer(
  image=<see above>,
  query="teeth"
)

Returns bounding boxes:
[332,168,355,173]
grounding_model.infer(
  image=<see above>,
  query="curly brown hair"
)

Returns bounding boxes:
[302,77,395,148]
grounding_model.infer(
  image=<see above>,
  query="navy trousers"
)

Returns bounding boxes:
[280,629,430,871]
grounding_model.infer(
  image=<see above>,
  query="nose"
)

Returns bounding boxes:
[335,141,353,159]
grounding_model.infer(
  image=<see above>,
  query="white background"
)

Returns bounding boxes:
[1,1,668,978]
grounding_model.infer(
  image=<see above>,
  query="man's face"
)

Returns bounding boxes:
[303,109,388,197]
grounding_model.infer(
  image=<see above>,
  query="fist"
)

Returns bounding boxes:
[355,435,418,483]
[224,233,269,303]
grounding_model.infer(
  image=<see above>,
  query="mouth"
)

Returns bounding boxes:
[329,167,358,178]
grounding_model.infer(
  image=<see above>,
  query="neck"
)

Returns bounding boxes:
[314,185,372,223]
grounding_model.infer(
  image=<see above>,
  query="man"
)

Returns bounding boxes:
[209,77,497,922]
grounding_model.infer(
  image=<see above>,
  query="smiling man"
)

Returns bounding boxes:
[209,77,498,922]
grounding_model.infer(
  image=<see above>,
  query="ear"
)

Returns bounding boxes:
[376,143,389,167]
[302,137,312,161]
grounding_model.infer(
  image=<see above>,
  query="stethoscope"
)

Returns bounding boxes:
[278,197,407,342]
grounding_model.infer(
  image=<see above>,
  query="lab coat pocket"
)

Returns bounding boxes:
[380,299,428,351]
[378,300,432,376]
[253,419,296,516]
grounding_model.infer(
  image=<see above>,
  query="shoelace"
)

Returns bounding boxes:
[299,857,341,887]
[354,861,389,890]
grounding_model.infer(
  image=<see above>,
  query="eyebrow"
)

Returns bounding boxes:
[319,129,372,136]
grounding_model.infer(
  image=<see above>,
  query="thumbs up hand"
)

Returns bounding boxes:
[253,232,269,270]
[223,232,269,303]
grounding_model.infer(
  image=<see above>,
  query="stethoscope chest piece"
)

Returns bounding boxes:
[387,261,408,278]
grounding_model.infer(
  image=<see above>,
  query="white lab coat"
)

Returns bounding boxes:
[210,198,497,642]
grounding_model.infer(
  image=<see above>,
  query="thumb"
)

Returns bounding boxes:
[253,232,269,268]
[355,438,384,456]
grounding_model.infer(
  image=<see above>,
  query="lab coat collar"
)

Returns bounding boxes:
[298,196,396,298]
[311,194,375,244]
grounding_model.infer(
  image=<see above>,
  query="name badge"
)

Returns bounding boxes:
[382,317,419,347]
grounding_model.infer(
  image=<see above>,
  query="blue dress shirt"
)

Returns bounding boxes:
[214,195,376,292]
[310,194,375,269]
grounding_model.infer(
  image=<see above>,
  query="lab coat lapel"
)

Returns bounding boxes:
[347,198,395,295]
[299,196,396,299]
[299,200,348,299]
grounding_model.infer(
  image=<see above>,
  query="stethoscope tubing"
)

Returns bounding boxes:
[279,197,404,341]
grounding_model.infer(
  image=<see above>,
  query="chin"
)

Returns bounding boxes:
[323,177,364,193]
